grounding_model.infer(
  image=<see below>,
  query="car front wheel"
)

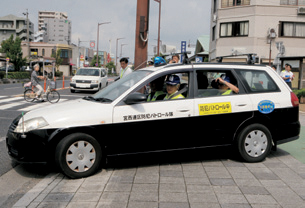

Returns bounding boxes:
[55,133,102,178]
[236,124,272,163]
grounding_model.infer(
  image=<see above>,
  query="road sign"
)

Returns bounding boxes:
[80,55,84,59]
[196,56,203,63]
[6,57,9,62]
[181,41,186,63]
[90,41,95,48]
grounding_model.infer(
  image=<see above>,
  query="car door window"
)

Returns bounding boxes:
[196,70,239,98]
[235,69,280,93]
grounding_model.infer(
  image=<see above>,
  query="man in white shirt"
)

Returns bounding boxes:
[119,58,132,79]
[280,63,294,89]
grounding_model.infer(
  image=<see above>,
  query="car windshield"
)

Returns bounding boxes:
[87,70,152,102]
[76,68,99,76]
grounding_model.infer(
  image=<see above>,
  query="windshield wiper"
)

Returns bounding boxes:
[83,96,112,103]
[83,96,95,101]
[94,97,112,102]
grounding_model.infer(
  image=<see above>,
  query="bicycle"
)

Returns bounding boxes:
[24,78,60,103]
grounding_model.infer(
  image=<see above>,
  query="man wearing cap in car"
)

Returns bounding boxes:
[164,75,185,100]
[215,76,239,95]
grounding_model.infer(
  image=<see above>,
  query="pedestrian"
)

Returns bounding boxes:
[31,64,45,101]
[280,63,294,88]
[169,54,180,64]
[271,65,277,71]
[119,58,132,79]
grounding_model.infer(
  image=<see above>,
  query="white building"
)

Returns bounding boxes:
[210,0,305,88]
[210,0,305,62]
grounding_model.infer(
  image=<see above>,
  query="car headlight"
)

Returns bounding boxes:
[71,79,76,83]
[14,117,49,133]
[91,80,99,84]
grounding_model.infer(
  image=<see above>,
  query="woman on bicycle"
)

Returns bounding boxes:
[31,64,45,101]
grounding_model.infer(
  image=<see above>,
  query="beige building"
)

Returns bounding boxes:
[0,14,34,43]
[210,0,305,88]
[38,11,68,32]
[21,42,73,76]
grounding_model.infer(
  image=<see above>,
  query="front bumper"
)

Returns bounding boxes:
[70,83,99,91]
[6,116,51,163]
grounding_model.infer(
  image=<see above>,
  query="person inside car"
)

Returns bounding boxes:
[164,75,185,100]
[147,76,166,101]
[214,76,239,95]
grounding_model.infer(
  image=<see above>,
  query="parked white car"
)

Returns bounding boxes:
[70,67,108,93]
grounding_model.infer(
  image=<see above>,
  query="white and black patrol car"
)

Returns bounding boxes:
[6,59,300,178]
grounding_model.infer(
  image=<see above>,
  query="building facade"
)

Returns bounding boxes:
[42,18,72,45]
[0,14,34,43]
[38,11,68,32]
[210,0,305,61]
[210,0,305,88]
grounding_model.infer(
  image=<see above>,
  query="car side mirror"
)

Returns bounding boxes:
[125,93,147,105]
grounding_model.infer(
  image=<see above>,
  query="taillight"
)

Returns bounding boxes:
[291,92,299,107]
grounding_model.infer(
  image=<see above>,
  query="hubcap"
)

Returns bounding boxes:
[66,141,96,172]
[244,130,268,157]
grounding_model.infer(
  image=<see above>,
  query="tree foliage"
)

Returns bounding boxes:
[0,34,27,71]
[51,49,63,71]
[90,55,101,67]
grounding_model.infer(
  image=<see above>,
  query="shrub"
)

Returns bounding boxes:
[6,72,31,79]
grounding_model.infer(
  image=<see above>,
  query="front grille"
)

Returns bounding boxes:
[76,80,91,84]
[9,114,22,133]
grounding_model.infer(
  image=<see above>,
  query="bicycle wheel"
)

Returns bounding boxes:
[24,89,35,102]
[47,90,60,103]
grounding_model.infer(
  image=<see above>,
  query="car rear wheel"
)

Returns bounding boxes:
[55,133,102,178]
[236,124,272,163]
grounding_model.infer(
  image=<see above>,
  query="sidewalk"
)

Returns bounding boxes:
[10,148,305,208]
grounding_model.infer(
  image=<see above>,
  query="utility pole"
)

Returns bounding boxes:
[134,0,150,70]
[155,0,161,56]
[23,9,30,59]
[96,22,110,67]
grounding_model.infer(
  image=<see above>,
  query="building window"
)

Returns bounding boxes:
[280,0,305,5]
[220,21,249,37]
[221,0,250,8]
[42,49,45,56]
[281,22,305,37]
[212,26,216,41]
[60,49,69,58]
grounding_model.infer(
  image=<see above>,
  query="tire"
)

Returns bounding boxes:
[47,90,60,103]
[55,133,102,179]
[236,124,272,163]
[24,89,35,102]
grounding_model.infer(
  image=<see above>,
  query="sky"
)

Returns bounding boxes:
[2,0,211,63]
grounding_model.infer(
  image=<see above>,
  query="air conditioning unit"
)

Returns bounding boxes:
[161,45,176,54]
[298,7,305,15]
[213,14,217,22]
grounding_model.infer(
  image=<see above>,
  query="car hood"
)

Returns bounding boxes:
[72,75,99,80]
[22,99,113,129]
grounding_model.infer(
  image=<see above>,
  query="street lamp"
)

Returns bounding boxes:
[154,0,161,56]
[116,37,124,71]
[96,22,111,66]
[120,44,128,57]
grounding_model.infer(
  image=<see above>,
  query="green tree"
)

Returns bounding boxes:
[90,55,101,67]
[0,34,27,71]
[51,49,63,71]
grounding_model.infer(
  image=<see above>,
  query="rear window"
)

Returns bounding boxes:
[235,69,280,93]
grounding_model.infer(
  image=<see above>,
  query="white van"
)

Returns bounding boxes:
[70,67,108,93]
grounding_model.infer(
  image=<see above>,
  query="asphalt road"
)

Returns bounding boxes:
[0,79,116,207]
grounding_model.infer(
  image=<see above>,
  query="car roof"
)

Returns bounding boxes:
[138,62,269,73]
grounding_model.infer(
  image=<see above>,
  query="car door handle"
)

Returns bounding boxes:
[236,103,247,107]
[177,109,190,112]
